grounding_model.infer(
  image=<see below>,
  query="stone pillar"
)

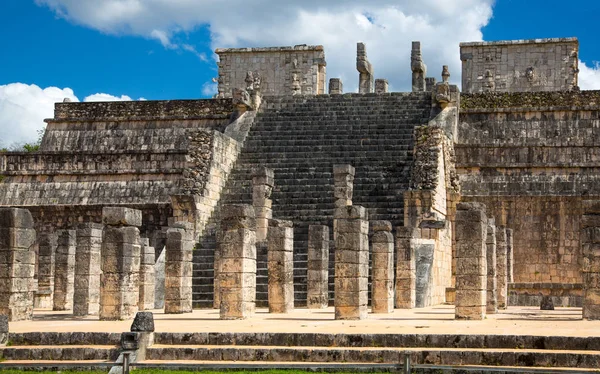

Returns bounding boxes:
[73,223,102,316]
[154,244,166,310]
[165,223,194,314]
[334,205,369,320]
[455,202,487,320]
[100,207,142,321]
[139,238,156,311]
[0,208,36,321]
[356,42,374,94]
[252,167,274,243]
[581,201,600,320]
[496,226,509,309]
[411,41,427,92]
[218,204,256,320]
[35,232,57,309]
[375,79,389,94]
[425,77,437,92]
[371,221,394,313]
[329,78,343,94]
[486,219,497,314]
[506,228,514,283]
[53,229,76,311]
[333,165,355,208]
[395,227,419,309]
[267,219,294,313]
[307,225,329,309]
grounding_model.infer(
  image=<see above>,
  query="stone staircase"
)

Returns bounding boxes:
[193,92,433,308]
[140,331,600,371]
[0,332,120,366]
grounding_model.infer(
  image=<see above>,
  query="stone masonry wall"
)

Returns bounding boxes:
[215,45,326,97]
[460,38,578,93]
[457,92,600,304]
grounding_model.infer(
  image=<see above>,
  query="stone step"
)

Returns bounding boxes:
[144,345,600,368]
[0,346,120,361]
[132,360,600,373]
[8,332,121,346]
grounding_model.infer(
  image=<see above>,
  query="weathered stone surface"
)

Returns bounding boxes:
[356,43,373,94]
[102,207,142,227]
[131,311,155,332]
[496,226,509,309]
[411,41,427,92]
[35,232,57,309]
[486,220,498,314]
[218,204,256,320]
[54,229,76,312]
[334,205,368,320]
[165,225,194,314]
[253,167,274,242]
[415,241,435,308]
[455,203,487,320]
[371,222,393,313]
[100,209,142,321]
[460,38,578,93]
[540,295,555,310]
[329,78,343,95]
[0,208,35,322]
[267,220,294,313]
[307,225,329,309]
[139,238,156,311]
[375,79,388,94]
[395,227,420,309]
[73,223,103,317]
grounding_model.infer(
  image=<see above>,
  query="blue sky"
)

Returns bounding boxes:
[1,0,600,145]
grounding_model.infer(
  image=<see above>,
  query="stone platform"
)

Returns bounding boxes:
[11,305,597,337]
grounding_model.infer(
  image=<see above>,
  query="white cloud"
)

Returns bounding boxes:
[0,83,138,147]
[201,82,217,97]
[84,93,133,102]
[35,0,495,92]
[578,60,600,90]
[0,83,77,148]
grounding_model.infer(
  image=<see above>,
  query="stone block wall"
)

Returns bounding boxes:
[581,200,600,319]
[460,38,578,93]
[457,94,600,305]
[215,45,326,97]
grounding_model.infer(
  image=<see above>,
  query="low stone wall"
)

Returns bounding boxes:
[508,283,583,307]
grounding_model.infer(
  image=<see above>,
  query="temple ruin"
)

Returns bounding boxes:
[0,36,596,325]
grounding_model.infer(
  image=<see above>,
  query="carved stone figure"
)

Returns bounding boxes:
[356,42,374,93]
[245,71,255,91]
[484,70,495,92]
[291,73,301,95]
[526,67,535,83]
[411,41,427,92]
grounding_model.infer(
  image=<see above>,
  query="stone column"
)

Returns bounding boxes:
[486,219,497,314]
[395,227,419,309]
[371,221,394,313]
[411,41,427,92]
[425,77,437,92]
[165,223,194,314]
[455,202,487,320]
[375,79,389,94]
[581,201,600,320]
[35,232,57,309]
[252,167,274,243]
[53,229,76,311]
[0,208,36,321]
[73,223,102,316]
[267,219,294,313]
[218,204,256,320]
[356,42,374,94]
[100,207,142,321]
[329,78,343,94]
[506,228,514,283]
[139,238,156,311]
[333,165,355,208]
[496,226,509,309]
[307,225,329,309]
[334,206,369,320]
